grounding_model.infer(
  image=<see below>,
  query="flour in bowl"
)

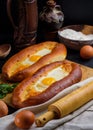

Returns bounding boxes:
[59,29,93,41]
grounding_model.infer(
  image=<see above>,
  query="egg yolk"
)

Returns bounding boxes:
[30,55,41,62]
[42,77,56,86]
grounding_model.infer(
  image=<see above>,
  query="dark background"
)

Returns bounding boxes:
[0,0,93,43]
[0,0,93,77]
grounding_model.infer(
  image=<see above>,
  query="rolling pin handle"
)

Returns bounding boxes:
[35,111,56,127]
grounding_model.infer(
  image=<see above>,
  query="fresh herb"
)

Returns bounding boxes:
[0,83,18,99]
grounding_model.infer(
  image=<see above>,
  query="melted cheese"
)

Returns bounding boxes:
[11,48,51,75]
[34,66,69,92]
[36,49,51,55]
[21,65,70,101]
[22,48,51,65]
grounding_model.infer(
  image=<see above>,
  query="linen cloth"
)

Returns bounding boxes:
[0,77,93,130]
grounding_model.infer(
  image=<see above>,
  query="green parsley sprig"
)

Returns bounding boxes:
[0,83,18,99]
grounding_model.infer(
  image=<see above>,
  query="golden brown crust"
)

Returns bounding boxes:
[12,60,82,108]
[2,41,67,82]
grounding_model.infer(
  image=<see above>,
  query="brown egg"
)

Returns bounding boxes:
[0,100,8,117]
[80,45,93,59]
[14,110,35,129]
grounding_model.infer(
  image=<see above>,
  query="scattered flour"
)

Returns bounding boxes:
[59,29,93,41]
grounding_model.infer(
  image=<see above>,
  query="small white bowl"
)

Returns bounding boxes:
[0,44,11,58]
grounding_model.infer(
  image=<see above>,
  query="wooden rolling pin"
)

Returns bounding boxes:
[35,81,93,127]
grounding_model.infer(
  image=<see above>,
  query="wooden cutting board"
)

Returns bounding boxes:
[66,60,93,80]
[80,64,93,80]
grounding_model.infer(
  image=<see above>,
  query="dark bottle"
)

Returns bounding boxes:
[39,0,64,41]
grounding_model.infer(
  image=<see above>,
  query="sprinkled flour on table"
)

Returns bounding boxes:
[59,29,93,41]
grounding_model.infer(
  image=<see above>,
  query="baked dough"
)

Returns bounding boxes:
[2,41,67,82]
[12,60,82,108]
